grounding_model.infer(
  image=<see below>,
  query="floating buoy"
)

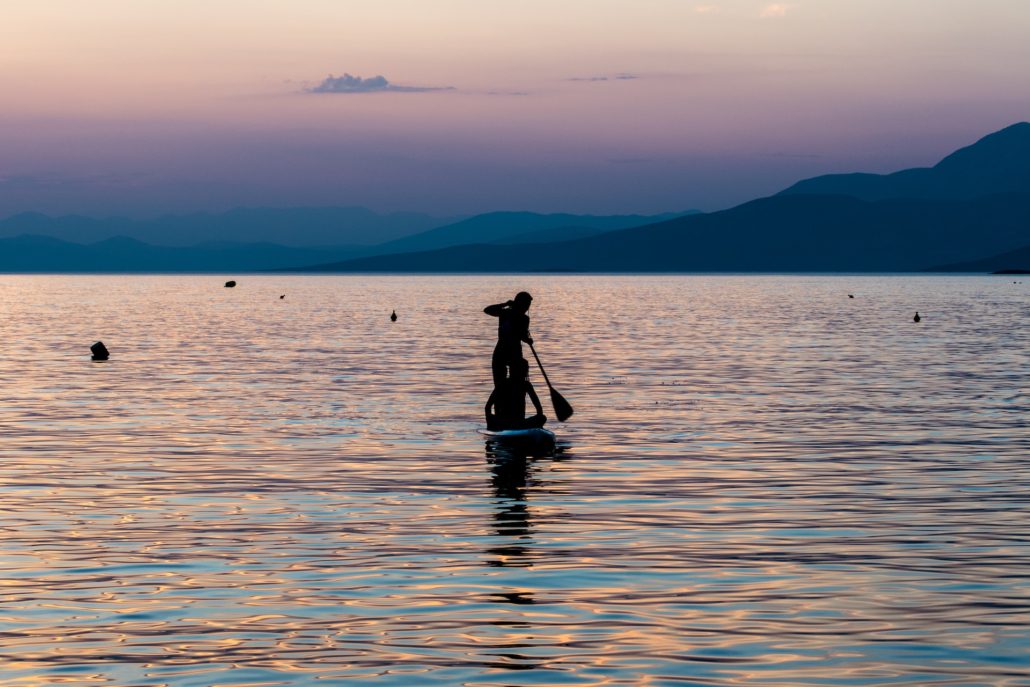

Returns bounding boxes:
[280,294,285,299]
[913,312,921,323]
[390,310,397,322]
[90,341,110,361]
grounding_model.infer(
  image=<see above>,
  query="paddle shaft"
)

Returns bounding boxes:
[528,343,553,390]
[528,342,573,422]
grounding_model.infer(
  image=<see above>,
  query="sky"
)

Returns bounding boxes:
[2,0,1030,218]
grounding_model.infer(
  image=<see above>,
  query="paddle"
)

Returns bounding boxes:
[528,342,574,422]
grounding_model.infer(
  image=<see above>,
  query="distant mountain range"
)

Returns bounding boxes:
[0,210,692,272]
[3,123,1029,273]
[295,123,1030,273]
[294,193,1030,273]
[0,207,455,247]
[0,235,361,273]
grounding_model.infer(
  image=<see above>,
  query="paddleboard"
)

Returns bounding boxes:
[478,427,556,443]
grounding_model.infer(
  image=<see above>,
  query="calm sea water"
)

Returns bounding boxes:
[0,274,1027,687]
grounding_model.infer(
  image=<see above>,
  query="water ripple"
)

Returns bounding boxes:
[0,274,1027,686]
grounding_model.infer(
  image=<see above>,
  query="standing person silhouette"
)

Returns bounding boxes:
[484,291,533,388]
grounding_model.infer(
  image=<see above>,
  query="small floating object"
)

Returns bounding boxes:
[224,280,237,288]
[280,294,285,299]
[848,294,854,298]
[913,311,921,323]
[90,341,110,361]
[390,310,397,322]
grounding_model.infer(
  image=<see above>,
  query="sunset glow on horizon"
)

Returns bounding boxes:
[2,0,1030,217]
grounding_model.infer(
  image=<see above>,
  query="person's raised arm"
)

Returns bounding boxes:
[484,301,512,317]
[520,315,533,344]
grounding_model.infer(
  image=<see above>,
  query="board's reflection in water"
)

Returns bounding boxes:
[485,440,539,570]
[480,440,570,672]
[484,438,567,570]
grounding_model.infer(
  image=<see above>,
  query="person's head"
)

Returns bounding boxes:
[513,291,533,313]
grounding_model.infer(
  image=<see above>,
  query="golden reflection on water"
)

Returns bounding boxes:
[0,274,1027,686]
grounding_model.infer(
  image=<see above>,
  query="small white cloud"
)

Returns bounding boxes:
[694,4,720,13]
[760,3,795,18]
[308,73,452,94]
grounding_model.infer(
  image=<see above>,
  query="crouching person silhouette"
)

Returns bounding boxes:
[485,358,546,431]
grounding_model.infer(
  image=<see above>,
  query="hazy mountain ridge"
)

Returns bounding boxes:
[0,207,456,247]
[0,210,693,272]
[375,211,695,253]
[0,234,363,272]
[292,192,1030,273]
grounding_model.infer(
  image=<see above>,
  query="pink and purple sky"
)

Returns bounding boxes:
[2,0,1029,217]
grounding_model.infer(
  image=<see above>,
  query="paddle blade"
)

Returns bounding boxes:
[550,388,574,422]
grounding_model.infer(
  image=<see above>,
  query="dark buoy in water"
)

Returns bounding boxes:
[225,280,237,288]
[390,310,397,322]
[90,341,110,361]
[913,312,921,323]
[280,294,285,299]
